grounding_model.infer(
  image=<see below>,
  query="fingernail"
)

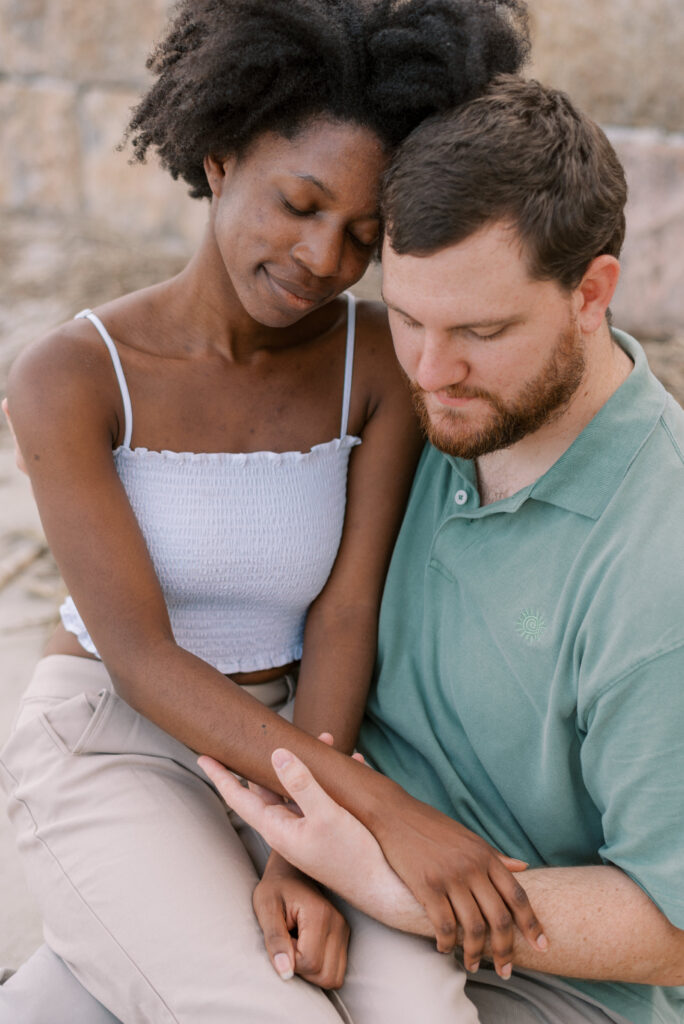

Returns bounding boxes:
[272,749,293,770]
[500,963,512,980]
[537,933,549,951]
[274,953,294,980]
[469,961,480,974]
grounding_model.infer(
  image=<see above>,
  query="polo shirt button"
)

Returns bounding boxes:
[454,490,468,505]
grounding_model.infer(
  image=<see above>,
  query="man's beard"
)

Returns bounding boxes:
[408,319,586,460]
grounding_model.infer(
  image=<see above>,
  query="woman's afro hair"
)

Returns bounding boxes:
[126,0,530,199]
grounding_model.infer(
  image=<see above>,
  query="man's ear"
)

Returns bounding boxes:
[203,154,235,198]
[574,255,621,334]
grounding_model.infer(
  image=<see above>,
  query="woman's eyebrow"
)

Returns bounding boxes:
[293,173,334,199]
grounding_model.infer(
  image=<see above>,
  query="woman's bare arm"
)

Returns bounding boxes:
[292,302,423,754]
[7,316,544,972]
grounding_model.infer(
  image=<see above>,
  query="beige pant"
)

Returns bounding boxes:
[0,656,475,1024]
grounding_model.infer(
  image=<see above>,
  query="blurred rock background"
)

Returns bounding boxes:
[1,0,683,970]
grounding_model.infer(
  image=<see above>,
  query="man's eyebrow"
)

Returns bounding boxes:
[381,292,412,317]
[381,293,516,330]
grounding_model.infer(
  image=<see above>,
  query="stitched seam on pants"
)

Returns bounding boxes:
[5,790,181,1024]
[0,754,18,787]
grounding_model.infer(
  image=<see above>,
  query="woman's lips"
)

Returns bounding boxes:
[264,269,332,309]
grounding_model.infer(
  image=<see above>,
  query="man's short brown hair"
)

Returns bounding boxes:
[382,75,627,290]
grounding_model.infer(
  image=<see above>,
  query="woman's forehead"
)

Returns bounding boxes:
[238,120,388,204]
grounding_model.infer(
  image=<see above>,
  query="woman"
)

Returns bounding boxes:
[0,1,536,1021]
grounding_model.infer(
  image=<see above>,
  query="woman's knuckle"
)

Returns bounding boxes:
[511,882,529,906]
[252,891,269,914]
[298,952,316,973]
[524,913,541,932]
[424,872,442,892]
[467,920,486,942]
[437,918,457,938]
[495,911,513,932]
[328,972,344,991]
[493,939,514,959]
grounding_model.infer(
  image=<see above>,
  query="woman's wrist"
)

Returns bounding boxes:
[346,763,406,834]
[261,849,306,881]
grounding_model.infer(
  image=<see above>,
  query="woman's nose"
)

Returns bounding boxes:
[292,223,343,279]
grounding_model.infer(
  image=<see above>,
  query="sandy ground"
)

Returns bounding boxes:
[1,216,683,973]
[0,434,60,968]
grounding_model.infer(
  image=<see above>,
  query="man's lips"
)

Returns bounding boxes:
[431,388,490,409]
[264,269,332,306]
[434,391,479,408]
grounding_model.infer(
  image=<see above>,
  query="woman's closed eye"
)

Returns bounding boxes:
[281,194,378,253]
[348,230,379,252]
[281,197,315,217]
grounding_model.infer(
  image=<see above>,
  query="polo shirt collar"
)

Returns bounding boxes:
[444,330,668,521]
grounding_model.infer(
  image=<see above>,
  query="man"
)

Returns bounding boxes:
[205,76,684,1023]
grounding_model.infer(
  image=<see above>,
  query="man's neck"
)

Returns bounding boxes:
[476,326,633,506]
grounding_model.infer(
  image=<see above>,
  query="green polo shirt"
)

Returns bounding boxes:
[359,330,684,1024]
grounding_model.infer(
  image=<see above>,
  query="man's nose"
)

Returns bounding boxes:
[292,223,342,279]
[413,333,469,393]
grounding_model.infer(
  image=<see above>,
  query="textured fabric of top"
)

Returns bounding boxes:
[60,299,361,672]
[359,330,684,1024]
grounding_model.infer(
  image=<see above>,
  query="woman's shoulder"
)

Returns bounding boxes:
[10,316,108,393]
[9,283,166,394]
[354,296,391,342]
[6,293,148,445]
[352,296,404,390]
[342,295,418,440]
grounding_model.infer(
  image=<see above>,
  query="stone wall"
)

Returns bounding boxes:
[528,0,684,336]
[0,0,205,247]
[0,0,683,336]
[529,0,684,133]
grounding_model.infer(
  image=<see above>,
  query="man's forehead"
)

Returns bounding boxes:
[381,223,533,315]
[381,219,524,268]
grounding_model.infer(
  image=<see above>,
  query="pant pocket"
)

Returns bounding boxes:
[39,689,114,756]
[37,689,200,775]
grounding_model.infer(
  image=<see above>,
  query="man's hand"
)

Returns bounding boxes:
[254,852,351,989]
[199,748,547,979]
[199,750,426,931]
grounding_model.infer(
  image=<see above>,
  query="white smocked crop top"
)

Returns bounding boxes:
[60,294,361,673]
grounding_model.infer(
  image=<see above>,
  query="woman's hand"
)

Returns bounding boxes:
[370,786,547,976]
[254,852,350,989]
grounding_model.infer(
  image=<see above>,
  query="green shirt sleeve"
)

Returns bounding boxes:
[581,642,684,928]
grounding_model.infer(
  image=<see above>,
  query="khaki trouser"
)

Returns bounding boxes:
[0,656,476,1024]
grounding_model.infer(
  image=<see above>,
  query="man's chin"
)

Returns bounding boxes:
[422,407,501,459]
[425,425,497,460]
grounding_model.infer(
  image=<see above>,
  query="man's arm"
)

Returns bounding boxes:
[492,865,684,985]
[199,750,684,987]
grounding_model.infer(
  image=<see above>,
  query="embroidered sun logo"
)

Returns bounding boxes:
[516,608,546,643]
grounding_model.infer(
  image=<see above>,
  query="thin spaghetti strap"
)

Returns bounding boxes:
[75,309,133,449]
[339,291,356,438]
